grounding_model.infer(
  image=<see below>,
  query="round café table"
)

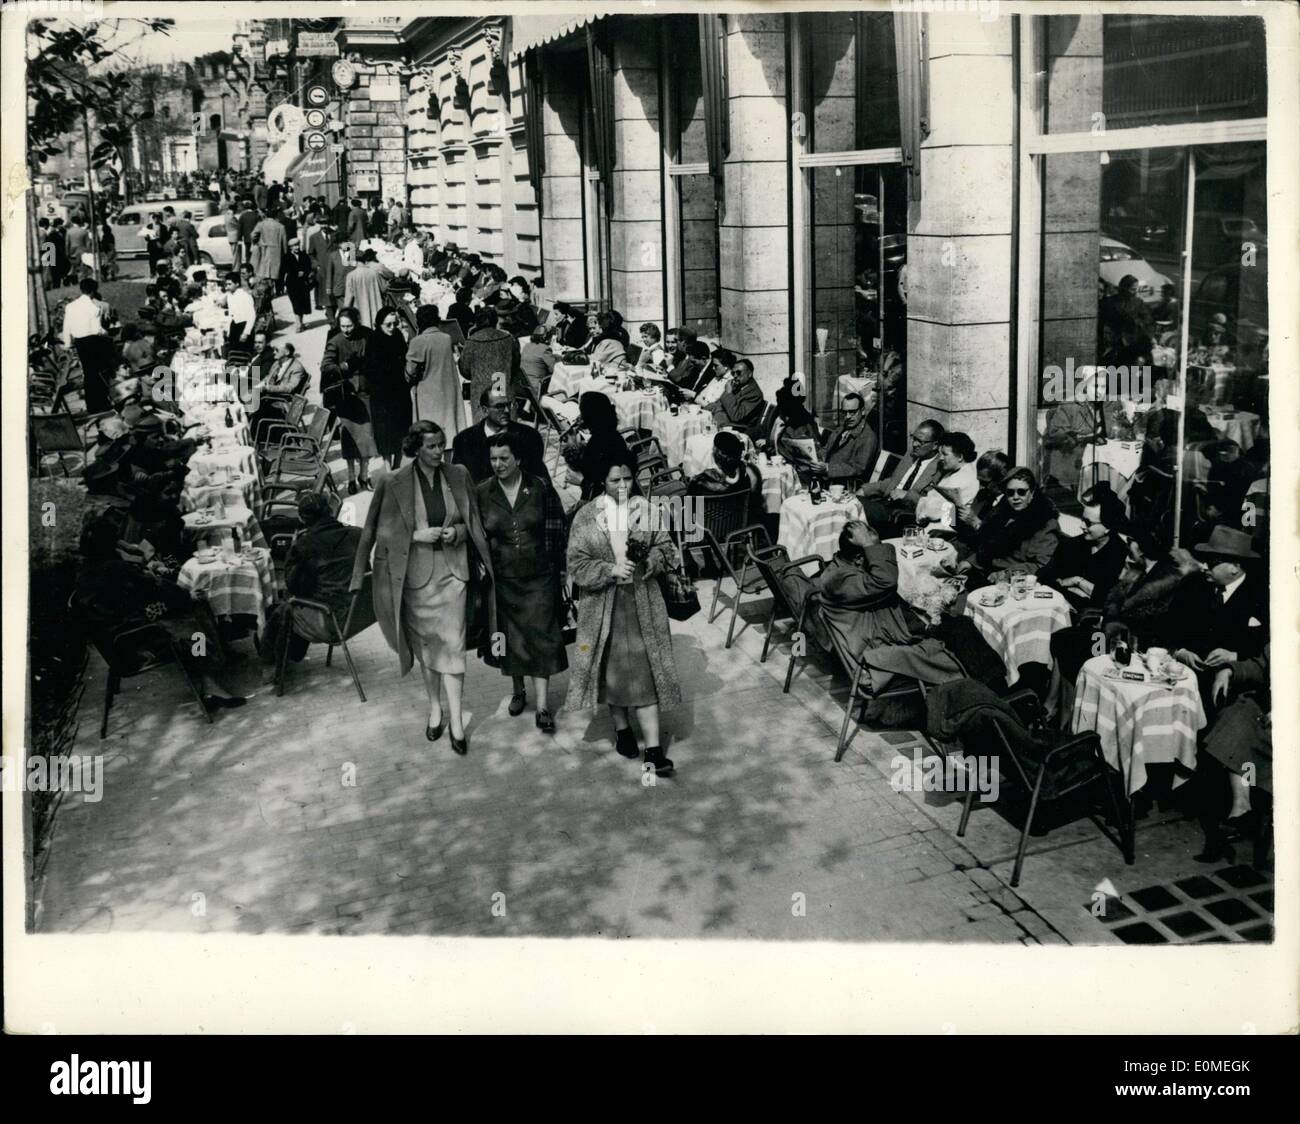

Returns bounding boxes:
[884,535,958,607]
[1199,405,1261,452]
[183,503,268,552]
[177,546,276,635]
[1071,654,1205,796]
[654,406,715,468]
[964,584,1072,686]
[777,493,865,561]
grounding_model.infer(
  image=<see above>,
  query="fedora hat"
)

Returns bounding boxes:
[1193,526,1258,560]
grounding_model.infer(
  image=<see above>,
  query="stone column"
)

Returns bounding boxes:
[507,56,542,285]
[467,38,507,266]
[540,62,586,301]
[406,71,440,230]
[721,14,792,398]
[904,13,1016,455]
[609,28,665,329]
[440,57,469,249]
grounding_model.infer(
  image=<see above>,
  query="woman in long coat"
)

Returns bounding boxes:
[406,303,465,442]
[566,454,682,776]
[284,238,314,332]
[475,430,569,732]
[320,308,377,493]
[459,306,519,423]
[252,212,287,284]
[350,421,496,755]
[365,307,412,469]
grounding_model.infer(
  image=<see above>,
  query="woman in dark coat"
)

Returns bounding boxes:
[955,466,1061,585]
[284,238,314,332]
[459,306,520,422]
[364,307,412,470]
[475,430,569,732]
[320,307,376,493]
[561,391,633,503]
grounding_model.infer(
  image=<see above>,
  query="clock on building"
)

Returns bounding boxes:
[331,59,356,90]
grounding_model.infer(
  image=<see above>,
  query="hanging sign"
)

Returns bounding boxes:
[298,33,340,58]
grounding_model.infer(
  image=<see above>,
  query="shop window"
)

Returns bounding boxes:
[1032,142,1268,548]
[807,11,900,153]
[1043,14,1266,134]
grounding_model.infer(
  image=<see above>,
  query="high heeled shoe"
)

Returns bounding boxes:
[614,727,640,759]
[644,746,675,778]
[449,730,468,756]
[426,714,446,741]
[535,708,555,733]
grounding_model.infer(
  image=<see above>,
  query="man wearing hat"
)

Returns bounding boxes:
[685,429,761,502]
[1191,311,1233,366]
[1169,526,1267,678]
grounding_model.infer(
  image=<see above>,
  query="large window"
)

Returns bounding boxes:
[796,12,908,451]
[664,15,719,336]
[1027,15,1268,549]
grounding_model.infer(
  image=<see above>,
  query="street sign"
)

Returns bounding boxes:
[304,108,327,130]
[331,144,344,156]
[305,84,330,108]
[305,131,328,152]
[297,32,340,58]
[354,170,380,192]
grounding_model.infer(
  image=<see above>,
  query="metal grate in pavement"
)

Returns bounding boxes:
[1089,865,1274,945]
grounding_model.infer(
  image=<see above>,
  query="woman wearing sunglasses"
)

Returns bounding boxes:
[949,467,1061,588]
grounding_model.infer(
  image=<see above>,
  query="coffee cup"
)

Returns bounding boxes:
[1144,646,1168,670]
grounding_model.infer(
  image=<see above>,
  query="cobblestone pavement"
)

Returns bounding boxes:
[32,298,1269,944]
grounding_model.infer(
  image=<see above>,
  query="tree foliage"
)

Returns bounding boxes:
[25,17,174,170]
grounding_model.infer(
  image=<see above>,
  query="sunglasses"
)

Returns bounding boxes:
[1004,487,1031,497]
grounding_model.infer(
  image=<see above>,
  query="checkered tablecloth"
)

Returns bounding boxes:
[1201,406,1261,452]
[189,444,259,479]
[885,536,958,607]
[183,504,268,551]
[655,406,715,468]
[777,494,865,561]
[964,586,1073,686]
[1072,655,1206,795]
[178,547,275,633]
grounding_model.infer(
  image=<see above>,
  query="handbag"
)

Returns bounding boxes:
[656,539,701,622]
[560,580,578,646]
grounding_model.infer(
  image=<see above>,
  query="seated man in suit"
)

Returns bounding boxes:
[857,418,945,533]
[815,391,879,485]
[709,356,767,440]
[1169,525,1268,683]
[813,521,915,661]
[247,329,277,383]
[452,384,545,484]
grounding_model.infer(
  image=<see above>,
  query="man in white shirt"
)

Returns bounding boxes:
[223,272,257,356]
[62,278,115,412]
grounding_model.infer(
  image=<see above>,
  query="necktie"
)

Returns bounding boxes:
[899,457,924,492]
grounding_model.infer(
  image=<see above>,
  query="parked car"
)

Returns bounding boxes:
[1104,203,1172,251]
[195,215,234,268]
[108,198,218,259]
[1192,211,1267,263]
[1098,235,1172,304]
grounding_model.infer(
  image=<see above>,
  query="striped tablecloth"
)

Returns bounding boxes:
[777,494,865,561]
[178,547,275,633]
[756,457,800,515]
[189,444,259,479]
[181,475,259,516]
[964,586,1072,686]
[613,390,664,434]
[885,536,958,607]
[654,406,715,468]
[549,362,599,399]
[1071,655,1206,795]
[183,504,269,552]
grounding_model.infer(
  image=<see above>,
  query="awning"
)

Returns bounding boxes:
[510,13,602,58]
